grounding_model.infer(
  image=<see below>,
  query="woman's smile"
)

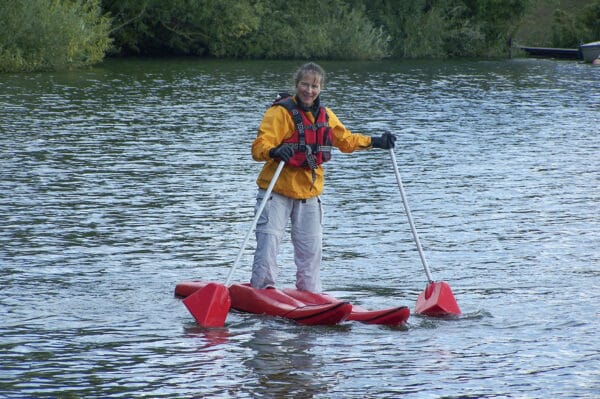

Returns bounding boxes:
[296,79,321,107]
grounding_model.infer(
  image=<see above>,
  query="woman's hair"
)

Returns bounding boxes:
[293,62,325,88]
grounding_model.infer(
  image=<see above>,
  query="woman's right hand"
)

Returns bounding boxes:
[269,144,294,161]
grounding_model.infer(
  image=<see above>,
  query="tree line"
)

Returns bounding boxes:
[1,0,599,73]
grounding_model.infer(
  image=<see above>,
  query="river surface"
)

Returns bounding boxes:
[1,58,599,398]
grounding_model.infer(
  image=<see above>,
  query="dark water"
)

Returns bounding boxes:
[1,58,599,398]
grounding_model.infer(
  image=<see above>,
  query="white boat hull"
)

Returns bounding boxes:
[579,41,600,62]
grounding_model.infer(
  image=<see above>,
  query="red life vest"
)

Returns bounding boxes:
[273,96,332,170]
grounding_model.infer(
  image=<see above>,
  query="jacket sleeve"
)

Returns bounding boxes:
[326,108,373,153]
[252,106,293,161]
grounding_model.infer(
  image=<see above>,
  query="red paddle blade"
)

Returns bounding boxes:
[415,281,461,317]
[182,282,231,327]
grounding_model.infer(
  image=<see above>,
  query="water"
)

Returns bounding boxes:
[1,58,599,398]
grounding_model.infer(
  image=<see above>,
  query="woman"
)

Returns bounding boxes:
[250,62,396,292]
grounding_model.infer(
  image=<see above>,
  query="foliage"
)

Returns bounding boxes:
[103,0,389,60]
[0,0,112,73]
[101,0,261,56]
[103,0,523,60]
[1,0,537,71]
[361,0,526,58]
[552,9,581,47]
[241,0,389,60]
[582,0,600,39]
[468,0,527,56]
[552,0,600,47]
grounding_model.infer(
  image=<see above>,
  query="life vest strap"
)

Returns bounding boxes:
[272,95,332,172]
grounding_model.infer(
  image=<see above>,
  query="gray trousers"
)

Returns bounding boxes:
[250,189,323,292]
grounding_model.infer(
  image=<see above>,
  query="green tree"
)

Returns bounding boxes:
[243,0,389,59]
[104,0,389,59]
[103,0,261,56]
[360,0,527,58]
[552,0,600,47]
[468,0,527,55]
[581,0,600,39]
[0,0,112,72]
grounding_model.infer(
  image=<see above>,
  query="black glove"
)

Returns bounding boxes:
[371,132,397,149]
[269,144,294,162]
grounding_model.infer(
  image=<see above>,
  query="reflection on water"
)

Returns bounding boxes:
[1,58,599,398]
[184,324,230,348]
[242,326,329,398]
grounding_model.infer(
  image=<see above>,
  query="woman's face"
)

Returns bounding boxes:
[295,72,322,107]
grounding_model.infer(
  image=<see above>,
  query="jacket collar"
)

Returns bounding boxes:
[293,94,321,115]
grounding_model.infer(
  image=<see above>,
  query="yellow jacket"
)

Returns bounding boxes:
[252,99,373,199]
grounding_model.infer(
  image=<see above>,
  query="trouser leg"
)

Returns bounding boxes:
[291,197,323,292]
[251,190,291,289]
[251,231,282,288]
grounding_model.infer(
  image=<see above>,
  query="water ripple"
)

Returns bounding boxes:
[1,58,599,398]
